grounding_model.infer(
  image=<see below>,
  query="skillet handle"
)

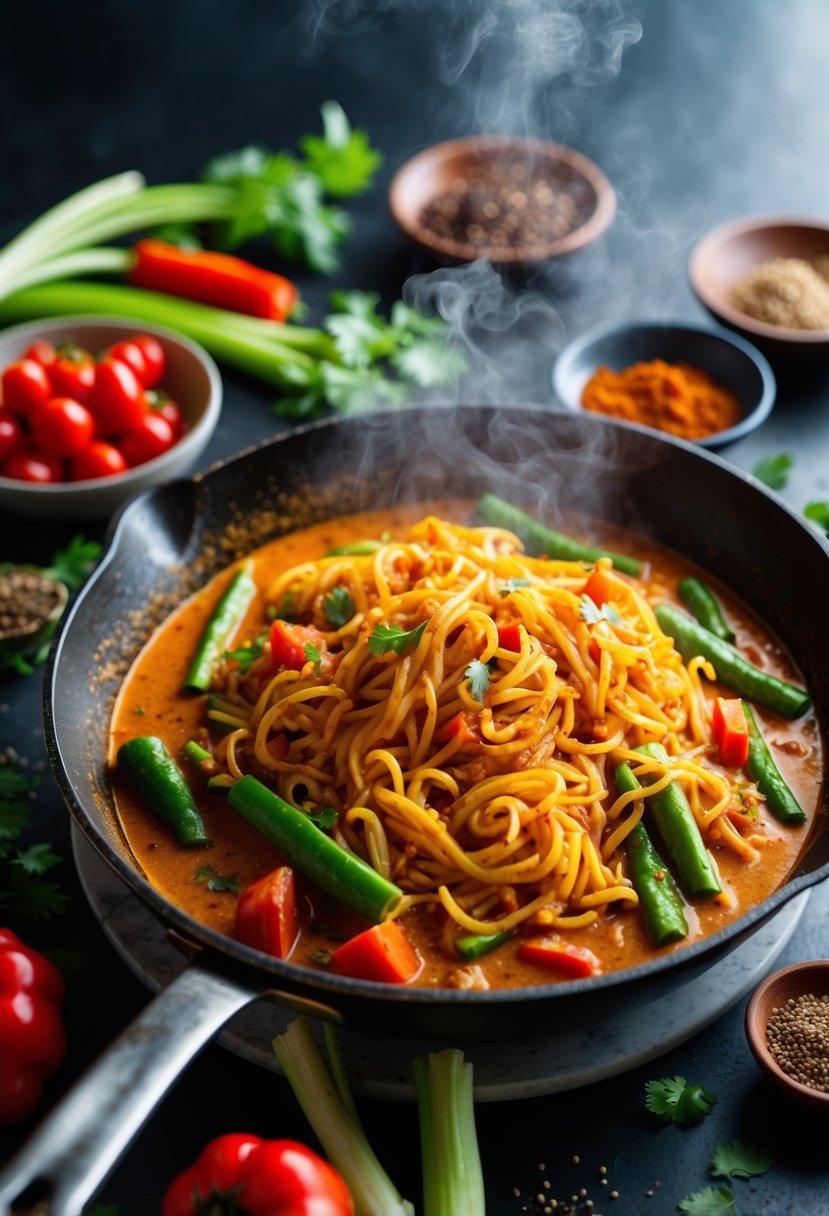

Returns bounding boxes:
[0,954,335,1216]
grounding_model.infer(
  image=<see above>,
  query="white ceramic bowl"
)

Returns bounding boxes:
[0,316,222,519]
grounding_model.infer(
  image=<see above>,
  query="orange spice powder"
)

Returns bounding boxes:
[580,359,742,440]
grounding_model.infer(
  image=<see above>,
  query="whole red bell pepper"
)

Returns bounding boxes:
[0,928,66,1123]
[162,1133,353,1216]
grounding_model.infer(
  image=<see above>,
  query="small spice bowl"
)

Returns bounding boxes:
[745,960,829,1112]
[689,216,829,359]
[551,320,776,449]
[0,315,222,520]
[388,135,616,265]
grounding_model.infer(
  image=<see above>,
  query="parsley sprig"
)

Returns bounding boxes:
[0,760,69,922]
[645,1075,717,1125]
[324,586,355,628]
[368,620,428,657]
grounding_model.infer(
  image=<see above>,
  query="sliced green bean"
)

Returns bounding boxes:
[184,562,257,693]
[455,931,513,962]
[655,604,811,720]
[117,736,211,848]
[476,493,642,576]
[228,774,401,923]
[615,762,689,946]
[678,577,735,643]
[326,540,383,556]
[632,744,722,900]
[743,704,806,826]
[183,740,211,766]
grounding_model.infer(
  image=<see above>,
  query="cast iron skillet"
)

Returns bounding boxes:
[2,404,828,1215]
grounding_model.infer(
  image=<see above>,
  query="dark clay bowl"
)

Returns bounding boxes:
[689,216,829,359]
[551,321,776,448]
[745,960,829,1112]
[388,135,616,264]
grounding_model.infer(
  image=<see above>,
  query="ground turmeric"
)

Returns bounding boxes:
[580,359,741,440]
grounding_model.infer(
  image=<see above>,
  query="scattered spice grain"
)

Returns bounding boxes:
[766,992,829,1091]
[580,359,742,441]
[729,256,829,329]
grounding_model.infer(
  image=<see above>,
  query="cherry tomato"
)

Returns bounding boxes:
[23,340,56,369]
[1,452,63,483]
[89,358,148,435]
[147,391,185,439]
[108,339,148,384]
[30,397,95,459]
[1,359,52,419]
[0,409,23,462]
[48,344,96,403]
[71,441,128,481]
[118,412,175,467]
[130,334,166,388]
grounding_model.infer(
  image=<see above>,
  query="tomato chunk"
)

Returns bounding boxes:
[436,711,481,746]
[331,920,420,984]
[234,866,297,959]
[497,622,522,652]
[268,619,329,672]
[711,696,750,767]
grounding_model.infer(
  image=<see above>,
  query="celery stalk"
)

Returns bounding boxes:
[414,1049,485,1216]
[273,1018,414,1216]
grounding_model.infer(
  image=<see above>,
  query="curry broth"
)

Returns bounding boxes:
[109,505,822,989]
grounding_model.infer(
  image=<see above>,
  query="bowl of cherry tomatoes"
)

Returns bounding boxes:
[0,316,222,518]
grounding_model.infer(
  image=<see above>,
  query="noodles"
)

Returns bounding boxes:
[203,514,770,947]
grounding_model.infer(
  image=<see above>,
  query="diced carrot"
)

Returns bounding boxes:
[436,711,481,746]
[234,866,297,959]
[331,920,421,984]
[517,939,599,978]
[497,622,522,652]
[583,566,614,606]
[711,696,749,767]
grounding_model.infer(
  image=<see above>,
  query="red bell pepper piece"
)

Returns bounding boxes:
[235,866,298,960]
[436,710,481,746]
[516,938,600,978]
[268,619,330,674]
[497,622,522,652]
[0,928,66,1123]
[331,920,421,984]
[162,1132,353,1216]
[711,696,750,767]
[129,239,299,322]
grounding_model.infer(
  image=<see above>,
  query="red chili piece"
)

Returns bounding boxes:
[130,239,299,322]
[0,928,67,1124]
[161,1133,354,1216]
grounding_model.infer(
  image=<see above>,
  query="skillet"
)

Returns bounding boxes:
[2,403,828,1216]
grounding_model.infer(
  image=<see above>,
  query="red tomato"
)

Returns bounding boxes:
[117,412,175,467]
[1,359,52,419]
[1,452,63,483]
[71,441,128,481]
[234,867,298,959]
[89,358,148,435]
[22,340,56,369]
[0,409,23,462]
[147,392,185,438]
[130,334,165,388]
[30,397,95,459]
[47,344,96,403]
[108,339,148,384]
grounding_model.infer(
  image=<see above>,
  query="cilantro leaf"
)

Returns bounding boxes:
[465,659,492,703]
[804,501,829,532]
[579,595,622,625]
[677,1186,738,1215]
[0,759,68,921]
[225,630,267,673]
[324,586,355,628]
[752,452,793,490]
[0,871,69,922]
[645,1075,717,1125]
[710,1140,773,1181]
[304,643,323,676]
[192,865,242,895]
[298,101,383,198]
[12,842,62,875]
[43,535,102,591]
[499,578,531,596]
[368,620,428,657]
[308,806,338,832]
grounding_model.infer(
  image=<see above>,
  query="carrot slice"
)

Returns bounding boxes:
[711,696,750,767]
[234,866,298,959]
[436,711,481,746]
[517,939,599,978]
[331,920,420,984]
[583,566,614,606]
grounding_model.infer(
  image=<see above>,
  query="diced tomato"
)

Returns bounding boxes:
[267,734,289,761]
[497,622,522,652]
[517,939,599,978]
[583,566,614,606]
[436,710,481,746]
[234,866,297,960]
[268,619,329,672]
[331,920,420,984]
[711,696,750,767]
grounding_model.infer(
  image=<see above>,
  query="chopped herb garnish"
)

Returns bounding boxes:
[272,591,295,621]
[804,500,829,532]
[324,585,355,628]
[225,630,267,673]
[0,760,68,922]
[133,706,146,715]
[645,1075,717,1125]
[498,578,531,596]
[309,949,333,966]
[465,659,493,703]
[752,452,793,490]
[710,1140,773,1181]
[43,534,102,591]
[308,806,338,832]
[368,619,428,657]
[304,642,323,676]
[192,864,242,894]
[677,1186,738,1215]
[579,595,622,625]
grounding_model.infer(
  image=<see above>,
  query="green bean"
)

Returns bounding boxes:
[632,743,722,900]
[655,604,811,720]
[455,931,513,962]
[475,493,642,577]
[117,736,212,848]
[678,577,735,643]
[326,540,383,556]
[183,740,211,766]
[615,762,689,946]
[743,704,806,826]
[228,774,402,923]
[184,562,257,693]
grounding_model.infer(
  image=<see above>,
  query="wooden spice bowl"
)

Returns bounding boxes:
[689,216,829,359]
[745,960,829,1112]
[388,135,616,264]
